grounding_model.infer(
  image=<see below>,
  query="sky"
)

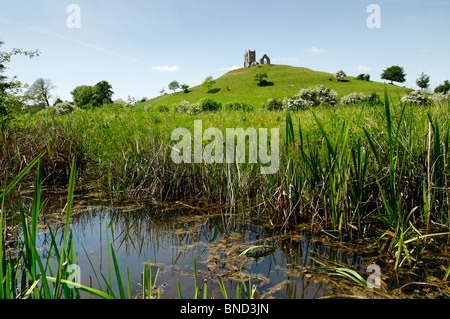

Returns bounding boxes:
[1,0,449,103]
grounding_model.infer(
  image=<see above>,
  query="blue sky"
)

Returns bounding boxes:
[1,0,449,102]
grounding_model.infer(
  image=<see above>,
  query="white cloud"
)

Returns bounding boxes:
[358,65,371,71]
[152,65,181,72]
[218,65,241,71]
[305,47,325,55]
[420,48,434,53]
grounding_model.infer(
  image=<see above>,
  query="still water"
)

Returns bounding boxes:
[33,198,371,299]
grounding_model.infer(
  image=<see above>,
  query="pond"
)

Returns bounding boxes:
[14,190,450,299]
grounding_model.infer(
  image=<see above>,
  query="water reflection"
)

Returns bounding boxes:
[31,202,376,299]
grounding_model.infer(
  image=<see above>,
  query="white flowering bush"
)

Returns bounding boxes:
[335,70,347,82]
[400,90,428,105]
[174,100,202,115]
[54,102,76,115]
[429,92,450,105]
[186,103,201,115]
[341,92,371,105]
[174,100,191,113]
[285,85,338,111]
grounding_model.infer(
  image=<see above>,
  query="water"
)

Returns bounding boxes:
[32,200,373,299]
[19,189,447,299]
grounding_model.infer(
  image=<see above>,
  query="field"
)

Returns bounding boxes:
[1,65,449,299]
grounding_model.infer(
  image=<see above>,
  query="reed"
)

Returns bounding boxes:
[1,85,449,301]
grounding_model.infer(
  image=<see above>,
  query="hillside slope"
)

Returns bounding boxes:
[146,64,411,108]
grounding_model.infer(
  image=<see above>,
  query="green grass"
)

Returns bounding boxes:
[1,81,449,286]
[147,64,411,109]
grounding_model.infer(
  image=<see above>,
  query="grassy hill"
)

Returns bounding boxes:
[146,64,412,108]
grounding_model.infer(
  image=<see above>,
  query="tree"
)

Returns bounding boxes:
[93,80,113,105]
[26,78,55,107]
[0,40,40,129]
[381,65,406,85]
[71,85,95,108]
[254,72,268,86]
[416,72,430,92]
[168,81,180,93]
[71,81,114,108]
[434,80,450,94]
[334,70,347,82]
[181,84,190,93]
[53,98,63,106]
[202,76,216,92]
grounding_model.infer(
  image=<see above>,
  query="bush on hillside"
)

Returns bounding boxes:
[285,85,338,111]
[207,88,221,94]
[341,92,371,105]
[54,102,77,115]
[368,92,383,106]
[356,74,371,81]
[335,70,347,82]
[174,100,191,113]
[400,90,428,105]
[174,100,202,115]
[434,80,450,94]
[156,104,170,113]
[264,98,284,111]
[429,92,450,104]
[200,97,222,112]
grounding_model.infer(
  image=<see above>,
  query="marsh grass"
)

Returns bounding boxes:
[279,86,449,269]
[0,155,151,299]
[1,84,449,300]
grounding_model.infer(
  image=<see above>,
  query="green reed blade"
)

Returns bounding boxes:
[217,277,228,299]
[0,152,46,203]
[126,265,131,299]
[178,279,182,299]
[53,156,76,298]
[46,277,114,299]
[110,245,125,299]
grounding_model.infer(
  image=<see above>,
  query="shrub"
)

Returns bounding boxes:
[254,71,269,86]
[54,102,77,115]
[335,70,347,82]
[200,97,222,112]
[186,103,201,115]
[341,92,371,105]
[285,85,338,111]
[429,92,450,105]
[174,100,202,115]
[174,100,191,113]
[156,104,170,112]
[264,98,284,111]
[434,80,450,94]
[207,88,221,94]
[225,101,254,112]
[400,90,428,105]
[368,92,383,106]
[356,74,371,81]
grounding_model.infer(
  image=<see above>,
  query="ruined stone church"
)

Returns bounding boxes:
[244,50,271,68]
